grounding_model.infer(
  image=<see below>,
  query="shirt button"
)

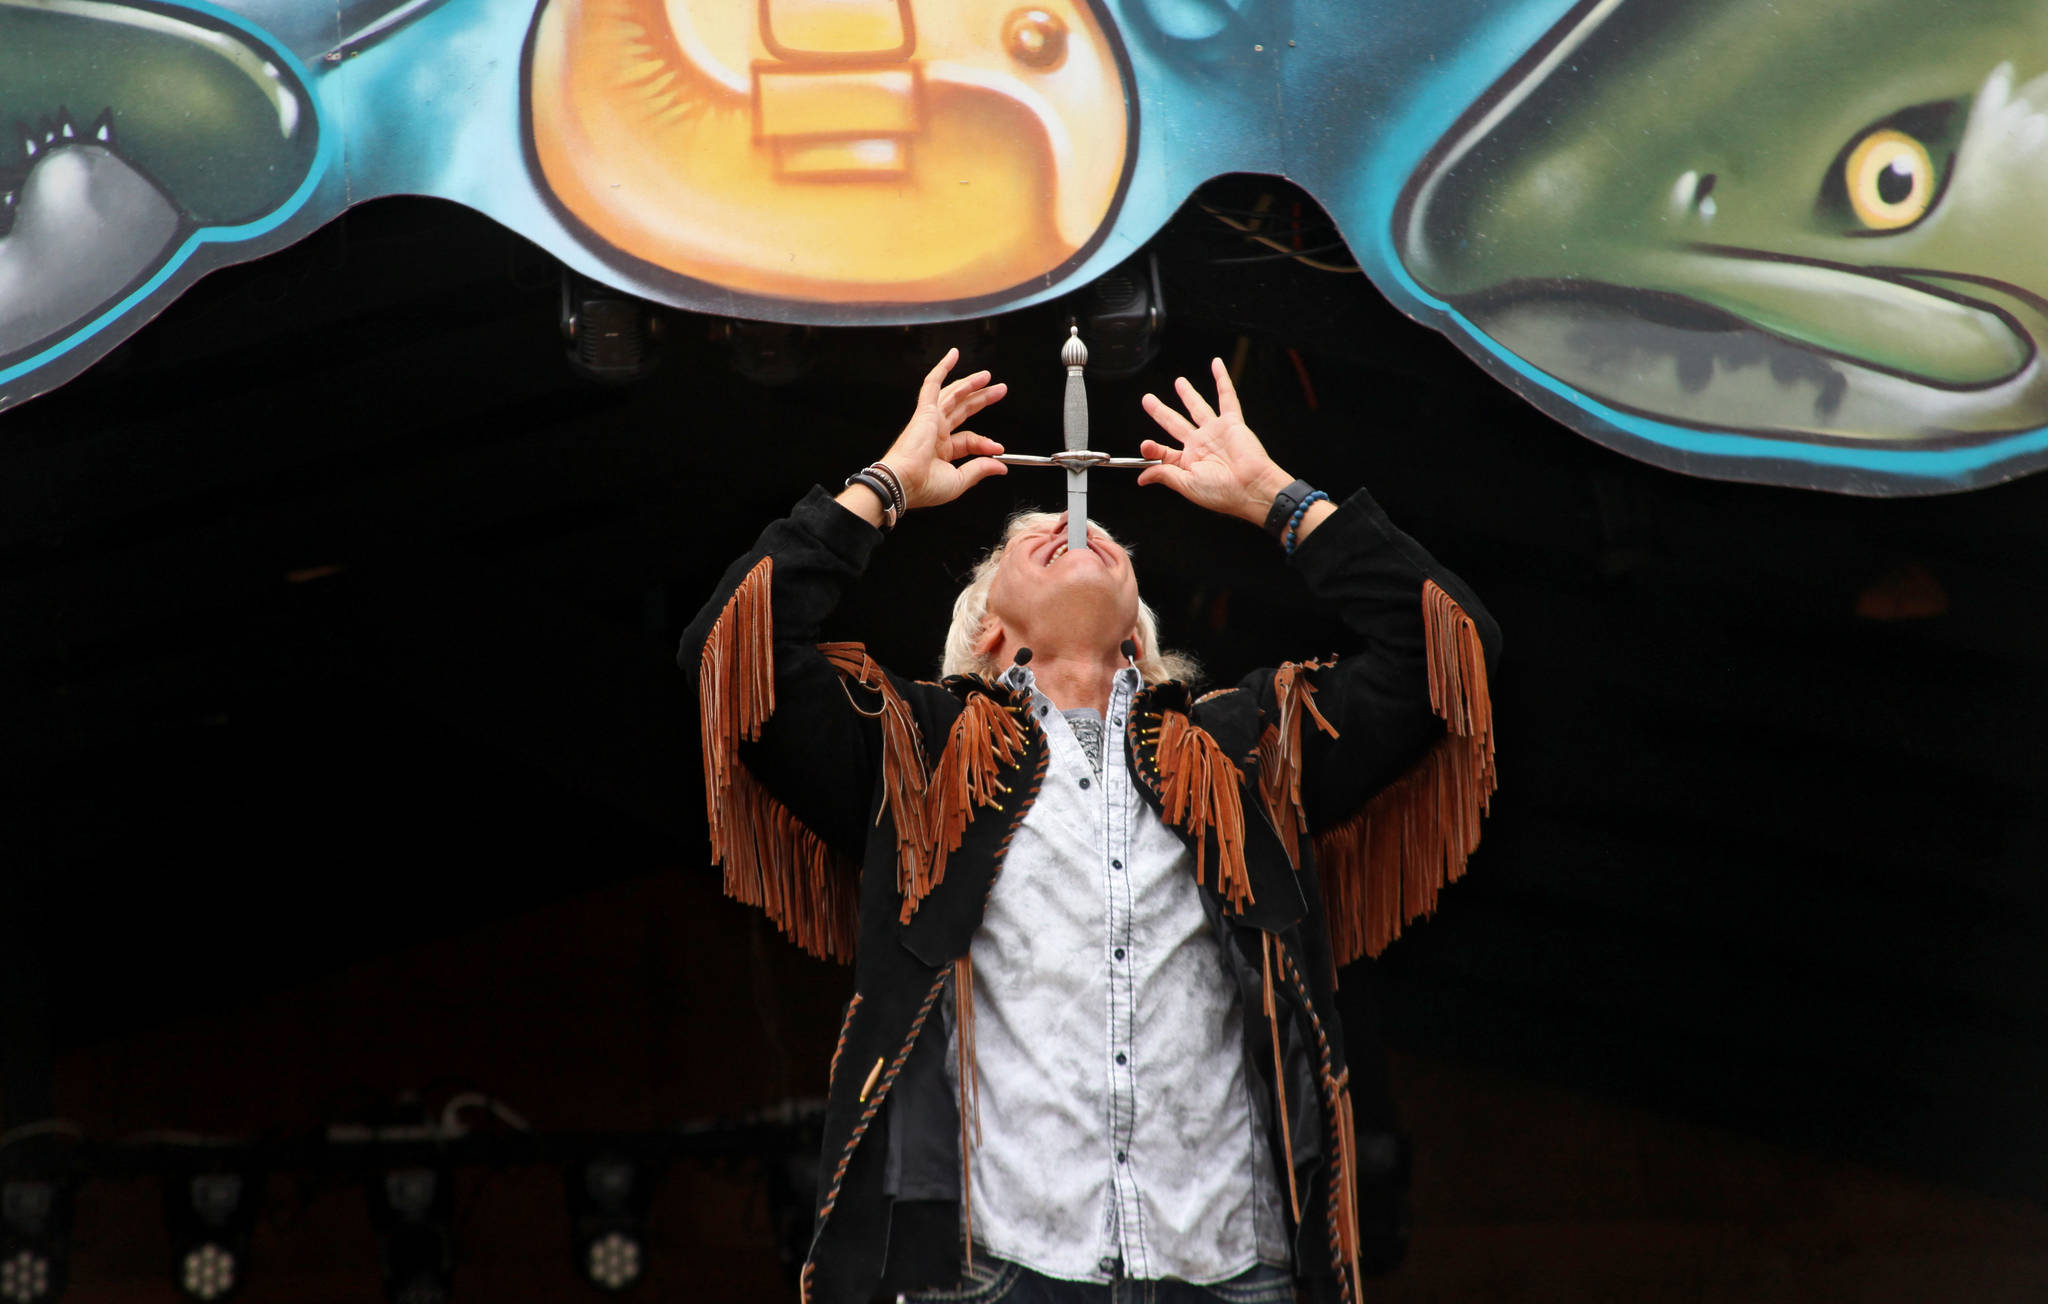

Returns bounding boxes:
[1111,859,1122,870]
[1078,777,1091,789]
[1116,1150,1128,1164]
[1116,1052,1127,1065]
[1114,948,1125,960]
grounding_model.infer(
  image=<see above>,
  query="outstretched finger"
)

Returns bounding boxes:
[1174,375,1217,427]
[938,368,992,407]
[944,380,1007,424]
[1210,356,1242,417]
[919,348,960,406]
[1140,392,1197,443]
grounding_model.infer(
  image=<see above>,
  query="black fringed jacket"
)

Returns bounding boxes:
[679,487,1499,1304]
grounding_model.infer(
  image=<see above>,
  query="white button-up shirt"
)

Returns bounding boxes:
[943,664,1289,1284]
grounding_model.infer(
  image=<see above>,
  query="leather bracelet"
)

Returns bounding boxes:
[1263,478,1316,540]
[865,461,908,515]
[843,472,898,531]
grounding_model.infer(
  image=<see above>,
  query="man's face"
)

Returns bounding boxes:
[984,514,1141,650]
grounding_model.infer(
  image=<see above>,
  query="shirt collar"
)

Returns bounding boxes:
[997,662,1142,714]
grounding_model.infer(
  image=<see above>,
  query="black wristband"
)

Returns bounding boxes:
[843,473,898,532]
[1263,479,1316,539]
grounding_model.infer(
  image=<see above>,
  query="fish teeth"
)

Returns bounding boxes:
[56,108,74,139]
[92,109,112,144]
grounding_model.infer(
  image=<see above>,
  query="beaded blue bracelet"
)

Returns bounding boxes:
[1282,490,1330,556]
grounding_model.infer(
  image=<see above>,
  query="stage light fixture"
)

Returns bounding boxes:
[718,318,817,387]
[1067,249,1165,379]
[165,1170,257,1301]
[560,268,665,384]
[370,1166,455,1304]
[0,1179,69,1304]
[567,1156,657,1293]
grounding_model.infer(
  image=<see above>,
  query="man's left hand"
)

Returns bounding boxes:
[1137,358,1293,525]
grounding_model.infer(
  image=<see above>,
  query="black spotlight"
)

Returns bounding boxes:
[370,1167,455,1304]
[718,318,818,386]
[0,1179,70,1304]
[560,268,665,384]
[1068,249,1164,379]
[568,1156,658,1293]
[165,1170,257,1301]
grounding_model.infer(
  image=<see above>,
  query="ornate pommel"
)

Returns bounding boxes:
[1061,324,1089,370]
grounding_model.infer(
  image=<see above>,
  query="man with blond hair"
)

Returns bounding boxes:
[683,351,1498,1304]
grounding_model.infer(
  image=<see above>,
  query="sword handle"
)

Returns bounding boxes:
[1061,326,1089,453]
[1061,328,1089,552]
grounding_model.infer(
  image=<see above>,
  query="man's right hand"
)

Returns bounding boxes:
[841,350,1009,526]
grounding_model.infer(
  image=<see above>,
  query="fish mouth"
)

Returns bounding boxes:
[0,0,319,372]
[1452,257,2048,445]
[0,131,180,362]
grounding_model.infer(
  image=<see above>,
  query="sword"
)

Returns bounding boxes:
[993,326,1157,553]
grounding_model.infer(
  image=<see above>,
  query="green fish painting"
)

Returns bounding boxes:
[1397,0,2048,466]
[0,0,318,371]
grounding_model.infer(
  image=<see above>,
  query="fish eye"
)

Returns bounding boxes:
[1842,128,1937,231]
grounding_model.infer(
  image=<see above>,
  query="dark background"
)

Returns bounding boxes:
[5,177,2047,1299]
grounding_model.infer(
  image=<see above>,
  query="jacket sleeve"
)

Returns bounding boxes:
[1243,487,1501,962]
[677,486,904,961]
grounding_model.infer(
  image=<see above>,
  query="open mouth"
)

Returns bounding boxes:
[0,0,322,375]
[1458,271,2048,445]
[0,123,180,360]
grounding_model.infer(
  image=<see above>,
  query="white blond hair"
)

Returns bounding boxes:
[940,511,1200,685]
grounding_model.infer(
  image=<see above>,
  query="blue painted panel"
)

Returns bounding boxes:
[6,0,2045,495]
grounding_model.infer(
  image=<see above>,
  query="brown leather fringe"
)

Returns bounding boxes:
[714,767,861,963]
[818,642,933,910]
[953,954,981,1270]
[1315,580,1496,966]
[1155,711,1255,912]
[913,693,1027,924]
[699,557,775,833]
[1262,932,1302,1228]
[697,558,858,963]
[1257,658,1340,869]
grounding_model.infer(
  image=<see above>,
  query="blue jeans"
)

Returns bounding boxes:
[904,1258,1296,1304]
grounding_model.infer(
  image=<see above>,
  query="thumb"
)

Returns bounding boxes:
[1136,463,1196,497]
[961,457,1009,490]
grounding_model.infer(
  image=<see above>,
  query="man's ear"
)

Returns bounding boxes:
[973,615,1005,658]
[1126,627,1145,661]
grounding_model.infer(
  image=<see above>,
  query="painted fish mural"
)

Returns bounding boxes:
[1395,0,2048,491]
[5,0,2047,494]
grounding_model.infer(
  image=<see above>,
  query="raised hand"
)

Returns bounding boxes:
[1137,358,1292,525]
[877,349,1009,511]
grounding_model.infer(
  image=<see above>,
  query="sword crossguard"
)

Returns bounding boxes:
[993,451,1159,470]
